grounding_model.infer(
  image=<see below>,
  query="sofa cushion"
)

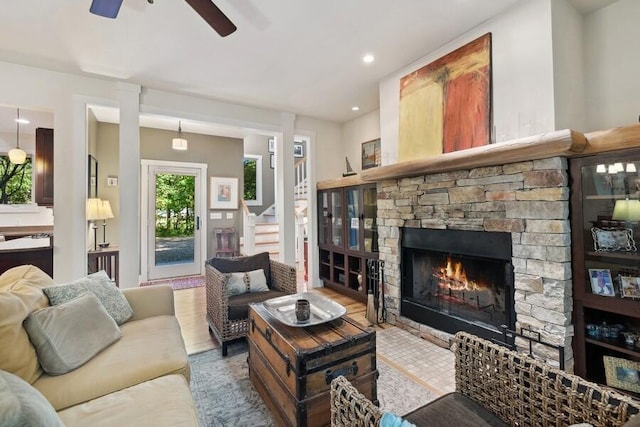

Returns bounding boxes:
[32,315,190,411]
[208,252,271,287]
[24,293,122,375]
[44,270,133,325]
[228,289,286,320]
[403,392,508,427]
[226,268,269,296]
[0,265,54,384]
[0,369,64,427]
[58,374,199,427]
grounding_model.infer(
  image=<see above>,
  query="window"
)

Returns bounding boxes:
[243,155,262,206]
[0,155,32,204]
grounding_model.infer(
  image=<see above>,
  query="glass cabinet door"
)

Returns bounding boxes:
[318,191,330,245]
[346,188,361,250]
[331,190,343,247]
[363,186,378,253]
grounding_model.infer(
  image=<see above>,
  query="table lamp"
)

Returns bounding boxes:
[86,198,103,251]
[100,199,115,247]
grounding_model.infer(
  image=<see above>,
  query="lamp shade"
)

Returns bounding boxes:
[172,137,188,150]
[101,200,114,219]
[612,199,640,222]
[86,198,104,221]
[8,147,27,165]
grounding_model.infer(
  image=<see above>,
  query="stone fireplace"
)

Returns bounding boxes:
[376,157,573,369]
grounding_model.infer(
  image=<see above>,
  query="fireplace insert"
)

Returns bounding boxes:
[401,228,515,342]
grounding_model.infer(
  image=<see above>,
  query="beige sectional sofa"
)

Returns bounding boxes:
[0,265,200,426]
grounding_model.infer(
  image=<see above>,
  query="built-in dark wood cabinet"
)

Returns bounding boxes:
[570,149,640,396]
[317,179,378,302]
[35,127,54,206]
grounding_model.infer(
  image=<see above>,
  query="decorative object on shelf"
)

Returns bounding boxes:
[172,120,188,151]
[588,268,615,296]
[361,138,381,170]
[342,157,356,177]
[210,177,238,209]
[356,273,363,291]
[8,108,27,165]
[591,227,637,252]
[619,275,640,299]
[603,355,640,394]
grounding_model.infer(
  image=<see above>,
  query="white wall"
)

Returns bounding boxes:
[551,0,587,132]
[342,110,380,174]
[583,0,640,131]
[379,0,555,166]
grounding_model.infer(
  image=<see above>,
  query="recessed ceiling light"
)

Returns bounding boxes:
[15,118,30,124]
[362,54,375,64]
[352,106,360,111]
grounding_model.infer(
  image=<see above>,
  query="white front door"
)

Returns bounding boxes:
[144,162,206,280]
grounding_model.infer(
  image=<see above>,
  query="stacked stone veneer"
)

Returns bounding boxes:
[377,157,573,369]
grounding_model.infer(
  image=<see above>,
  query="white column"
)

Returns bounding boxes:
[276,113,296,265]
[117,83,141,288]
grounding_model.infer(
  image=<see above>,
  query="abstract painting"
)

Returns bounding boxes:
[398,33,492,161]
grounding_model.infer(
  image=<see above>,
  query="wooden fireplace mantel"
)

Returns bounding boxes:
[350,124,640,183]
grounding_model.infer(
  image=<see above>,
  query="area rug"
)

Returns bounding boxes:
[188,348,436,426]
[139,275,205,291]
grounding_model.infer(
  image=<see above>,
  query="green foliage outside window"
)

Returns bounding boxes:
[0,156,32,204]
[244,158,257,200]
[155,173,195,237]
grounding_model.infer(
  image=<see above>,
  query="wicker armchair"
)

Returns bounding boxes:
[331,331,640,427]
[205,253,297,356]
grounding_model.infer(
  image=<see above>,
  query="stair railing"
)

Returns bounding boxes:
[294,158,307,199]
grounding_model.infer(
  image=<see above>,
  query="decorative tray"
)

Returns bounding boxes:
[262,292,346,327]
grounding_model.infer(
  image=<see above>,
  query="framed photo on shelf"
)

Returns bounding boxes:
[588,268,615,296]
[603,355,640,394]
[361,138,381,170]
[619,275,640,299]
[210,177,238,209]
[294,142,304,158]
[268,138,275,153]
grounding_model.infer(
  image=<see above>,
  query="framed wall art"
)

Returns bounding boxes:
[210,177,238,209]
[603,356,640,394]
[588,268,615,297]
[294,142,304,158]
[361,138,381,170]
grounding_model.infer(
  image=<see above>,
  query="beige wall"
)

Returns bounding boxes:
[95,122,243,259]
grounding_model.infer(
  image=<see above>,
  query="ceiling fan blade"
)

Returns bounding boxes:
[89,0,124,18]
[185,0,237,37]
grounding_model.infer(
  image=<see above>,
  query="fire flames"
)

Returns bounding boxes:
[433,256,486,291]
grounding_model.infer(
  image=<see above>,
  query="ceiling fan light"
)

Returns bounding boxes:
[8,148,27,165]
[90,0,124,19]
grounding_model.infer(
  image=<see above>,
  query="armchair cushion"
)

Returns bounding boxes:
[226,269,269,296]
[227,290,286,320]
[208,252,271,287]
[403,393,507,427]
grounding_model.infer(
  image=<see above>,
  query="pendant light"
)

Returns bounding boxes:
[8,108,27,165]
[172,121,188,151]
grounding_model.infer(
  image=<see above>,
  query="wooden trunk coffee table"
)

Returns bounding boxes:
[247,302,377,427]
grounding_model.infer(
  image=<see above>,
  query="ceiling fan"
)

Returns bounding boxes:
[89,0,237,37]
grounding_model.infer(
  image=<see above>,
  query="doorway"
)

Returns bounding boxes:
[142,160,207,281]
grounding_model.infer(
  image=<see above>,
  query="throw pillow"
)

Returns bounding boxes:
[0,265,54,384]
[24,293,121,376]
[380,412,416,427]
[226,269,269,296]
[0,369,64,427]
[208,252,271,287]
[44,270,133,325]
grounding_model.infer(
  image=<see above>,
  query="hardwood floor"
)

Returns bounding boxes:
[173,285,391,355]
